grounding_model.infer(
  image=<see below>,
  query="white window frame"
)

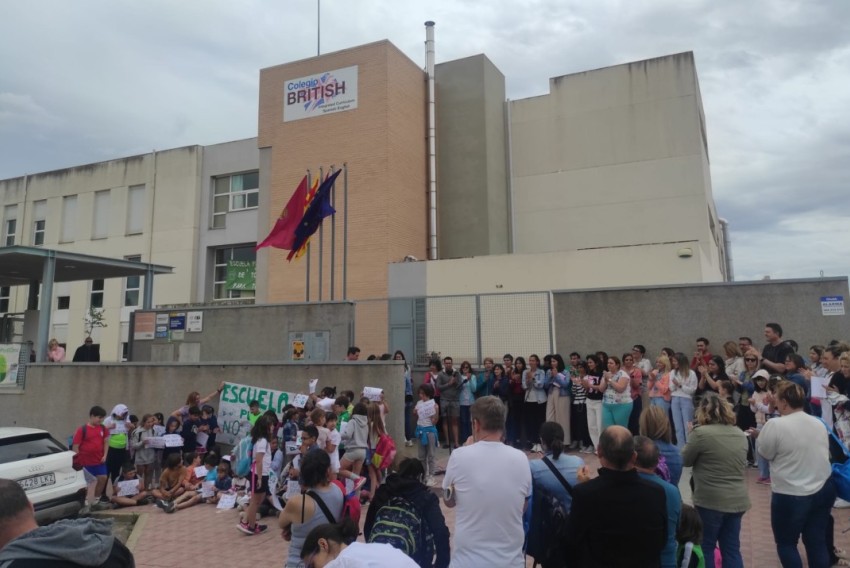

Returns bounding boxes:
[90,279,105,309]
[32,200,46,246]
[123,255,141,307]
[211,172,259,228]
[212,246,256,301]
[3,205,17,246]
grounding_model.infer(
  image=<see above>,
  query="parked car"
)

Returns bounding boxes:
[0,427,87,523]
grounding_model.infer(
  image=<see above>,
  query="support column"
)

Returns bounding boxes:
[27,281,39,310]
[143,267,155,309]
[35,252,56,363]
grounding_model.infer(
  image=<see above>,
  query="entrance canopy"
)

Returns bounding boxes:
[0,246,173,362]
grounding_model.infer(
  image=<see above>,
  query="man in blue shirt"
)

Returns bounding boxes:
[635,435,681,568]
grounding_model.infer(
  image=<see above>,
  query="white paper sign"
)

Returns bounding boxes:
[187,311,204,332]
[811,376,828,399]
[146,437,166,449]
[285,477,301,500]
[163,434,183,448]
[201,481,215,499]
[417,400,436,419]
[194,465,209,480]
[292,394,309,409]
[117,479,140,497]
[217,493,237,509]
[309,378,319,394]
[363,386,383,402]
[218,382,299,446]
[195,432,209,447]
[155,313,169,325]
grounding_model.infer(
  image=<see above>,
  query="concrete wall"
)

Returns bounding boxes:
[388,243,709,297]
[509,52,724,282]
[553,277,850,358]
[435,55,509,259]
[196,138,260,302]
[0,361,406,449]
[0,147,203,360]
[130,302,355,363]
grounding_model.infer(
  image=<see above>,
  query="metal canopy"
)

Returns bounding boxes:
[0,245,172,287]
[0,245,173,362]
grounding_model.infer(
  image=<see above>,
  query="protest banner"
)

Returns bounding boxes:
[218,381,299,446]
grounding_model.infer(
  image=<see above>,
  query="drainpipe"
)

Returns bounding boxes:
[719,218,734,281]
[425,21,438,260]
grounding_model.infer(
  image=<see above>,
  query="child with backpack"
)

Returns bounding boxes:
[413,384,440,487]
[71,405,110,511]
[364,458,450,568]
[366,403,394,502]
[677,504,706,568]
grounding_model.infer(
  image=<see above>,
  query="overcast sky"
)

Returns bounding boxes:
[1,1,848,281]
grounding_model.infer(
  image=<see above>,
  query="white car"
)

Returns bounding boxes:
[0,427,88,523]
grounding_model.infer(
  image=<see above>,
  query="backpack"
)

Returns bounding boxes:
[332,479,362,525]
[820,419,850,501]
[525,457,572,568]
[368,495,435,566]
[232,435,254,478]
[371,433,397,470]
[71,424,107,471]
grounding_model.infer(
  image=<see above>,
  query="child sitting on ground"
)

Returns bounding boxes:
[110,463,153,508]
[153,453,186,513]
[169,452,203,511]
[207,462,233,505]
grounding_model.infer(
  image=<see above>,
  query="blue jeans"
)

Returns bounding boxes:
[756,437,770,479]
[671,396,694,450]
[459,404,472,444]
[696,507,745,568]
[771,479,836,568]
[650,398,671,414]
[404,400,414,441]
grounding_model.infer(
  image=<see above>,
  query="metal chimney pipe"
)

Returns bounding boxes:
[425,21,438,260]
[719,218,734,281]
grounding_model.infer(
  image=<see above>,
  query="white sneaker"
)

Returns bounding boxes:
[425,476,437,487]
[405,439,414,447]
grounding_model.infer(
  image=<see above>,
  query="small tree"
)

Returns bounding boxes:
[84,307,108,338]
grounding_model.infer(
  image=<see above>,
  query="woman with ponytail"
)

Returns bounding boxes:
[300,518,419,567]
[528,421,587,512]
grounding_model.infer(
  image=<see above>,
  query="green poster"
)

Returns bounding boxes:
[226,260,256,291]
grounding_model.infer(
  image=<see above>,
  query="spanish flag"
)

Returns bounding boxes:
[292,176,320,259]
[256,176,309,251]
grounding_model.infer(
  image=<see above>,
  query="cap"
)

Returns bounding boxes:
[753,369,770,380]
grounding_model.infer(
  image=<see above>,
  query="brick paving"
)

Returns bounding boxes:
[105,445,850,568]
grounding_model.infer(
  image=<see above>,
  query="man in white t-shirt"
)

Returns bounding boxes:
[442,396,531,568]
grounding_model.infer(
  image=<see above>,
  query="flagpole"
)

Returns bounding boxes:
[306,170,311,302]
[330,164,336,301]
[318,166,324,302]
[343,163,348,300]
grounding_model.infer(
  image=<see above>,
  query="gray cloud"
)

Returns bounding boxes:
[0,0,848,280]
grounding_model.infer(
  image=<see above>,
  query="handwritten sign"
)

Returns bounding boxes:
[201,481,215,499]
[194,466,209,480]
[218,381,298,446]
[196,432,209,447]
[309,379,319,394]
[417,400,436,419]
[146,437,166,449]
[117,479,140,497]
[292,394,309,409]
[363,386,383,402]
[217,493,237,509]
[163,434,183,448]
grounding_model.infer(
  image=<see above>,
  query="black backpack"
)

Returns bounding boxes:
[526,457,572,568]
[368,495,435,567]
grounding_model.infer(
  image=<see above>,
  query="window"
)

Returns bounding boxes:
[212,171,259,228]
[60,195,77,242]
[90,279,104,309]
[92,190,110,239]
[126,185,145,235]
[213,245,256,300]
[57,296,70,310]
[32,200,46,246]
[124,255,141,307]
[0,286,9,313]
[121,342,129,362]
[3,205,16,246]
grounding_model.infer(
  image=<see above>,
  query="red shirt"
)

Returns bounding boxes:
[690,353,712,371]
[72,424,108,466]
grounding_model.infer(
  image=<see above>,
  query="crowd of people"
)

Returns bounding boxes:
[3,328,850,568]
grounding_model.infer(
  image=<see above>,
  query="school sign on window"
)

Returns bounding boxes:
[226,260,256,291]
[283,66,358,122]
[217,381,297,445]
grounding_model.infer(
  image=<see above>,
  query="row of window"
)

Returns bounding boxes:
[1,171,258,247]
[2,186,145,247]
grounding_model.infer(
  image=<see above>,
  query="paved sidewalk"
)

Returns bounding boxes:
[107,445,850,568]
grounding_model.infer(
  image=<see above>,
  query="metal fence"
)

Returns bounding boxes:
[354,292,554,366]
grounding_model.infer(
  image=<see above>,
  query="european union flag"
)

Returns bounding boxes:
[287,169,342,261]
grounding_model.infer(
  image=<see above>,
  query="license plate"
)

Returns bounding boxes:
[18,473,56,491]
